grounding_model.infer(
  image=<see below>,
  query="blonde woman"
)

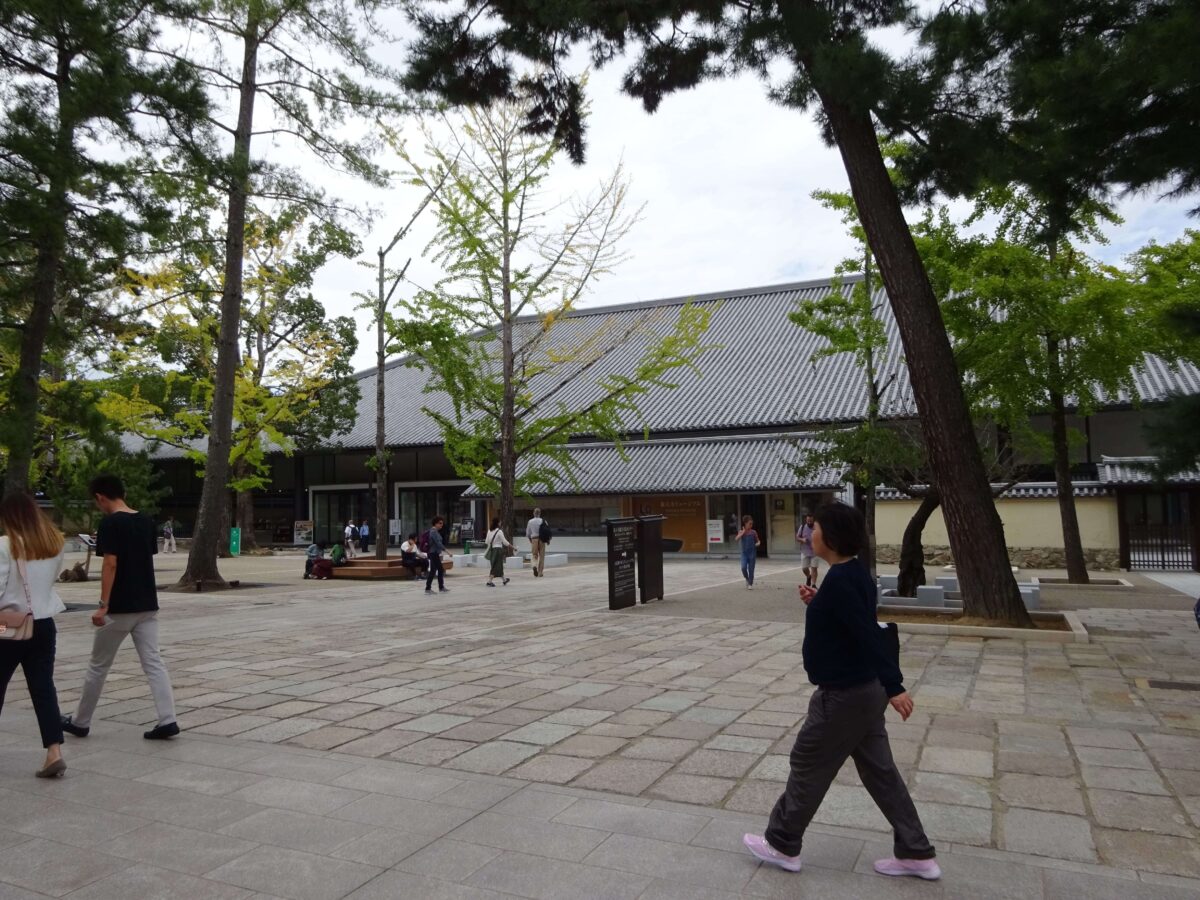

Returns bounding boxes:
[0,492,68,777]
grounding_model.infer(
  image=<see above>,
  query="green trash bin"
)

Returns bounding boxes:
[229,527,241,557]
[464,540,472,555]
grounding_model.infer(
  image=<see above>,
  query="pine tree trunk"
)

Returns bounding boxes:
[175,16,261,590]
[1048,339,1089,583]
[898,490,941,598]
[808,95,1030,626]
[375,253,390,559]
[4,42,73,495]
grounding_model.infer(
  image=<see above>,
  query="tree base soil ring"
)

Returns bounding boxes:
[878,604,1088,643]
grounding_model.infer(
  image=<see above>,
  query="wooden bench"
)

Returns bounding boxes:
[330,556,455,580]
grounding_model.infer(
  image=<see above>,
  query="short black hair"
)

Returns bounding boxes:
[814,502,868,557]
[407,532,418,540]
[431,516,444,526]
[89,474,125,500]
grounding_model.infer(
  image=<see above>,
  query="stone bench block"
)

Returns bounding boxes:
[935,576,959,592]
[542,553,569,568]
[914,585,945,607]
[878,574,899,590]
[1020,587,1040,610]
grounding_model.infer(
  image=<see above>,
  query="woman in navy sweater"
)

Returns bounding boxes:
[743,502,940,881]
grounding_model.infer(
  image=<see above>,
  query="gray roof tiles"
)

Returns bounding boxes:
[461,433,845,497]
[136,276,1200,460]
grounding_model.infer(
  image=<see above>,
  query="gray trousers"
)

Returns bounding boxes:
[766,680,935,860]
[74,611,177,729]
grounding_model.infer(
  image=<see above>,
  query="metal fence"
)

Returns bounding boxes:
[1128,523,1195,570]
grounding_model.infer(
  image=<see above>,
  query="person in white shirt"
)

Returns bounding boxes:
[484,517,512,587]
[400,532,428,575]
[526,508,546,577]
[0,492,68,778]
[343,521,357,558]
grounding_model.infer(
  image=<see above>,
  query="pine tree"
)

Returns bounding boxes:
[400,0,1030,623]
[0,0,208,493]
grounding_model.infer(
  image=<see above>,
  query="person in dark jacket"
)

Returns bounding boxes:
[424,516,449,594]
[742,502,939,882]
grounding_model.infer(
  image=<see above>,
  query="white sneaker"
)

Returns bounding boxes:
[874,857,941,880]
[742,834,801,873]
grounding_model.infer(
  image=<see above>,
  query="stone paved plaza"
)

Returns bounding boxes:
[0,554,1198,899]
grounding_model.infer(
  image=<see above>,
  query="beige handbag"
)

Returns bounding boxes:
[0,558,35,641]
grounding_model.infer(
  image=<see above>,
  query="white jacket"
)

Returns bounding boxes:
[0,536,66,620]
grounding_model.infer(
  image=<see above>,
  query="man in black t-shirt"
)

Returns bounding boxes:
[61,475,179,741]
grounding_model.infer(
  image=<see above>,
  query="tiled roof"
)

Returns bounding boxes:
[462,433,845,497]
[1098,456,1200,485]
[334,276,916,451]
[876,482,1112,501]
[137,275,1200,459]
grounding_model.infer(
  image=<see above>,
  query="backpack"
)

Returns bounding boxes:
[418,530,431,553]
[350,526,360,540]
[538,520,552,544]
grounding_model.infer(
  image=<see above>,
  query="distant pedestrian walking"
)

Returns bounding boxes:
[526,508,547,577]
[62,475,179,742]
[736,515,760,589]
[161,516,176,553]
[796,513,818,587]
[359,519,370,554]
[343,521,358,558]
[424,516,449,594]
[0,492,69,778]
[743,503,939,881]
[484,517,512,587]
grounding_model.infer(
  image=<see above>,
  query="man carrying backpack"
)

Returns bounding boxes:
[526,508,550,577]
[343,521,358,559]
[424,516,449,594]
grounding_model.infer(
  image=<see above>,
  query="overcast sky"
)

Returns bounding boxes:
[287,20,1198,374]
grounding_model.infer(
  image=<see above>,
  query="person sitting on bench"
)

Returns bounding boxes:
[400,532,428,574]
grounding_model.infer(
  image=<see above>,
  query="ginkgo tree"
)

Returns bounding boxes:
[387,102,715,540]
[106,202,359,551]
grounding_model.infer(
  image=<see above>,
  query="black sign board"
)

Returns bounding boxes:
[636,515,665,603]
[460,518,475,541]
[605,517,638,610]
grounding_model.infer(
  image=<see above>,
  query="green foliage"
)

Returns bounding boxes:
[0,0,210,488]
[1127,231,1200,476]
[401,2,926,164]
[914,1,1200,217]
[918,188,1144,453]
[104,201,360,489]
[387,102,716,510]
[47,439,168,535]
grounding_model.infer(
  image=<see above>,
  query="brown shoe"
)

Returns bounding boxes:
[36,758,66,779]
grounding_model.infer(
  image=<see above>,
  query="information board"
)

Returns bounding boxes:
[706,519,723,544]
[388,518,402,536]
[294,520,314,544]
[636,515,665,603]
[605,517,638,610]
[460,518,476,541]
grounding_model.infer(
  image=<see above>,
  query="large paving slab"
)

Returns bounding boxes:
[0,554,1195,896]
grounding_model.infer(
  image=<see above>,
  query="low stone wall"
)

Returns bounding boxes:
[875,544,1120,571]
